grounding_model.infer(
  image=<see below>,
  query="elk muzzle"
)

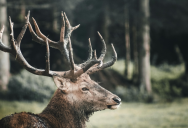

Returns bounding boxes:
[107,96,121,110]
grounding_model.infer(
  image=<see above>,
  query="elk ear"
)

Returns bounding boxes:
[53,76,70,93]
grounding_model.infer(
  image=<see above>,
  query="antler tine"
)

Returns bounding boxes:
[16,11,30,48]
[32,17,57,44]
[45,38,50,74]
[60,12,70,63]
[86,43,117,75]
[88,38,93,60]
[78,38,93,68]
[93,50,97,60]
[64,12,80,40]
[74,57,101,78]
[68,37,75,72]
[9,16,17,52]
[28,21,59,50]
[73,41,102,78]
[59,12,80,67]
[75,32,108,77]
[73,49,101,79]
[97,32,106,61]
[60,11,65,43]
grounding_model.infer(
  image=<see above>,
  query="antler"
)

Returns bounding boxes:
[0,11,117,82]
[28,11,102,81]
[0,11,53,77]
[79,32,117,75]
[86,43,117,75]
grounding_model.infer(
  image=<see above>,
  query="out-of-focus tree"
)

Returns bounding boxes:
[137,0,151,94]
[124,4,131,79]
[4,0,188,94]
[0,0,10,91]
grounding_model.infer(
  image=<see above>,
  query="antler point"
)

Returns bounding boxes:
[61,11,64,16]
[0,25,4,32]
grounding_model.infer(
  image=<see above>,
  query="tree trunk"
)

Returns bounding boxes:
[19,0,26,22]
[124,6,131,79]
[0,0,10,91]
[132,25,139,82]
[102,3,111,62]
[138,0,152,94]
[52,6,58,33]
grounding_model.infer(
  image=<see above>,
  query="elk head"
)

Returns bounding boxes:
[0,11,121,117]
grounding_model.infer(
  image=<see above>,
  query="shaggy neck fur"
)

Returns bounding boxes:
[39,89,94,128]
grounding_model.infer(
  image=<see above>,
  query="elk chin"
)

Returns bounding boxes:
[107,104,121,110]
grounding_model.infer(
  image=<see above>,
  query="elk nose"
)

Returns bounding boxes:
[112,97,121,104]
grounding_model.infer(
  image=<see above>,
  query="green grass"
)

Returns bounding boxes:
[0,100,46,119]
[0,99,188,128]
[87,98,188,128]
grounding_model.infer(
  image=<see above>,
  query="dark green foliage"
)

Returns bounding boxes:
[113,86,153,103]
[152,80,182,102]
[152,75,188,101]
[0,70,56,102]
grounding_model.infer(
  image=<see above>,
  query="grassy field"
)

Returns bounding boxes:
[0,61,187,127]
[0,99,188,128]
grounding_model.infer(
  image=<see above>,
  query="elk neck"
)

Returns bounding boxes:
[38,89,90,128]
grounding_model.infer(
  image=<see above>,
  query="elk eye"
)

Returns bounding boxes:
[82,87,89,91]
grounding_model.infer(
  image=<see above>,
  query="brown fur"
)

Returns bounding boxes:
[0,74,120,128]
[0,112,50,128]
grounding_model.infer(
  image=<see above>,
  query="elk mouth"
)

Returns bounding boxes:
[107,104,121,110]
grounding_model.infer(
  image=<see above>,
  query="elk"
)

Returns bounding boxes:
[0,11,121,128]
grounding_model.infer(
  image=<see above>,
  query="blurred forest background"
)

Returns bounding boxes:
[0,0,188,127]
